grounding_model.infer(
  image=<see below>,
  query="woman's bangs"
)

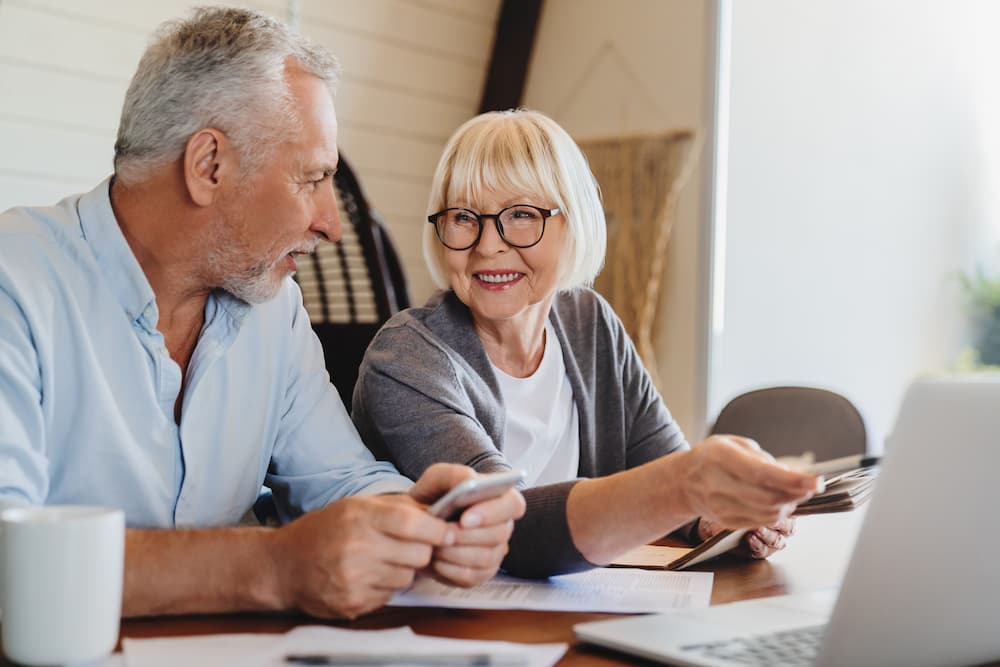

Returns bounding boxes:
[445,124,558,208]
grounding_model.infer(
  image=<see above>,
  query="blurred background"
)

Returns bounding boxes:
[2,0,998,448]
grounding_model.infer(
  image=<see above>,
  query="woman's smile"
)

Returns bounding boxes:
[473,270,525,289]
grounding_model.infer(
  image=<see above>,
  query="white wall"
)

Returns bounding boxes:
[0,0,499,302]
[522,0,714,438]
[711,0,1000,448]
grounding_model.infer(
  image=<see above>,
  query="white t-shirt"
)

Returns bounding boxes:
[492,321,580,486]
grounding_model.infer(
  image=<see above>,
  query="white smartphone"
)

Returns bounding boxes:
[427,469,526,521]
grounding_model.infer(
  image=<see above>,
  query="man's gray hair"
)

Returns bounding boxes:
[114,6,340,184]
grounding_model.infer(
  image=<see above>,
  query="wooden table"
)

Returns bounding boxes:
[7,512,866,666]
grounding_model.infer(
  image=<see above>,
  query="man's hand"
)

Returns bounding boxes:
[676,435,819,529]
[271,493,454,619]
[410,463,526,587]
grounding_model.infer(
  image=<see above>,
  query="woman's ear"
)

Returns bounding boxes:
[183,128,229,207]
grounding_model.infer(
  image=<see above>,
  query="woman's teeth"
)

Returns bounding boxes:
[477,273,520,284]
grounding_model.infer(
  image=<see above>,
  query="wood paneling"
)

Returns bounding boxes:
[0,118,114,189]
[0,62,125,132]
[0,0,500,301]
[0,2,148,79]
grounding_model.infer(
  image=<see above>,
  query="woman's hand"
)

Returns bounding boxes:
[564,434,817,567]
[697,514,797,559]
[676,435,818,529]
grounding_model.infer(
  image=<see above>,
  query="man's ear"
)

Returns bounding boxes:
[183,128,230,207]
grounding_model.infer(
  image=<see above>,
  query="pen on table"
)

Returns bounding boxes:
[807,454,881,477]
[284,653,529,666]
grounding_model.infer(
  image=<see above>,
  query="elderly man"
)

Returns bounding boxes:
[0,7,523,619]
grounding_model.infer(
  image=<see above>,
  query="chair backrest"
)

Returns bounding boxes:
[293,156,410,409]
[710,386,868,460]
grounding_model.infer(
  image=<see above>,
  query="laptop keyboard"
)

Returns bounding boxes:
[679,624,825,666]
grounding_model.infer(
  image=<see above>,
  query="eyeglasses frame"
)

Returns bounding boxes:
[427,204,561,251]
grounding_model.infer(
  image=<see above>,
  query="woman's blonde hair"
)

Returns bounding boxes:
[423,109,606,291]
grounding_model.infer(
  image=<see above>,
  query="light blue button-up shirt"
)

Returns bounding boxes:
[0,179,411,527]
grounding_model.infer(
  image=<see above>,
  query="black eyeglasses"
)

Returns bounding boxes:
[427,204,561,251]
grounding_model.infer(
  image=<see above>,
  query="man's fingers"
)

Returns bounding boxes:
[368,564,419,593]
[449,520,515,547]
[431,559,496,588]
[381,539,435,569]
[434,542,508,569]
[369,496,455,547]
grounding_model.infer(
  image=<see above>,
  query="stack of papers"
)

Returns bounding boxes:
[390,568,713,613]
[122,626,567,667]
[794,467,876,515]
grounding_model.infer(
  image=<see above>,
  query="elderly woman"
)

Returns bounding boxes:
[352,110,819,577]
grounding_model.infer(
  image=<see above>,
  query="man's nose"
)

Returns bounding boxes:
[312,183,342,243]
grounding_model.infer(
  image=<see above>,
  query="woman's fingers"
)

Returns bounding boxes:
[683,437,818,528]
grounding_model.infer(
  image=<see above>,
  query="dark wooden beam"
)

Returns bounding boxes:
[478,0,544,113]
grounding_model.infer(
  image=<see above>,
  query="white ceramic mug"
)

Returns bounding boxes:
[0,505,125,665]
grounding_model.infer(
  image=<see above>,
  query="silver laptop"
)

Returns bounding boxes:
[575,376,1000,667]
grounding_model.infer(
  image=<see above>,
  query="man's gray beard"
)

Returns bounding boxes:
[221,262,283,304]
[209,245,284,305]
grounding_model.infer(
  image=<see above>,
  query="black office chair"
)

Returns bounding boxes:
[293,156,410,409]
[710,386,868,461]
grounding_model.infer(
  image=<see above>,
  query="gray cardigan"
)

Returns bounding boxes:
[352,288,689,577]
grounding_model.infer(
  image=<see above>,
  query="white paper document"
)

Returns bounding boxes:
[389,568,713,613]
[123,625,567,667]
[122,632,278,667]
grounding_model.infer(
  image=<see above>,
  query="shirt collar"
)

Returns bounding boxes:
[77,177,158,325]
[77,177,253,332]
